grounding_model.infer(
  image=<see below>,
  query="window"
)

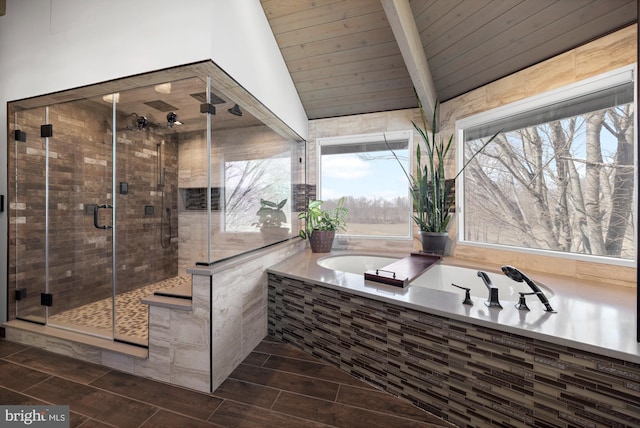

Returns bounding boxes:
[457,66,636,266]
[318,131,411,237]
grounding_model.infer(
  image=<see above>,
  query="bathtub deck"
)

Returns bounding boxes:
[269,250,640,363]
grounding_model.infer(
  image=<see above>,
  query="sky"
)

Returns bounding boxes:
[320,151,410,202]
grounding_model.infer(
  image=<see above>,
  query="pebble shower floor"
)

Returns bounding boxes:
[48,276,190,341]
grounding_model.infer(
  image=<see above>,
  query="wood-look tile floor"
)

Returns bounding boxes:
[0,336,455,428]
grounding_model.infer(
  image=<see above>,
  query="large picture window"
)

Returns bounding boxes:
[318,131,411,238]
[457,66,636,265]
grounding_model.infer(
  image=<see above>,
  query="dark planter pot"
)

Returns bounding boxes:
[309,230,335,253]
[419,231,448,255]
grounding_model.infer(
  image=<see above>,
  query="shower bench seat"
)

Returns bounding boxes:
[140,294,192,311]
[141,277,192,310]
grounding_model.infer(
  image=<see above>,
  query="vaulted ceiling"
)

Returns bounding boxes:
[260,0,637,120]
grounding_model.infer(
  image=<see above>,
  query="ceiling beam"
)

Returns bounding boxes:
[381,0,437,126]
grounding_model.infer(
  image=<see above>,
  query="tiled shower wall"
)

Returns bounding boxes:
[8,99,178,318]
[268,273,640,427]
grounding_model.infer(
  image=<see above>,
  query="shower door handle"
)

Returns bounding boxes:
[93,204,113,230]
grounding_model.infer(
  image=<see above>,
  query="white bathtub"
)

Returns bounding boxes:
[317,254,553,301]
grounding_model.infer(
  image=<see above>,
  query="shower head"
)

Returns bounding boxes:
[228,104,243,116]
[136,116,148,130]
[502,265,555,312]
[501,265,524,282]
[166,111,182,127]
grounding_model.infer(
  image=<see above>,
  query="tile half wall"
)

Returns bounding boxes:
[268,273,640,427]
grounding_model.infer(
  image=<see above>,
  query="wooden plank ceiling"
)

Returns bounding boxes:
[260,0,637,120]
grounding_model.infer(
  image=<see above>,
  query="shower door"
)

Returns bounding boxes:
[11,107,48,325]
[10,76,202,345]
[45,100,116,339]
[10,99,116,339]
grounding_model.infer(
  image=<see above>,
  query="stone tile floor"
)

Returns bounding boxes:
[0,335,455,427]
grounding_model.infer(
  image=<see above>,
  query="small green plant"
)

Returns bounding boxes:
[253,198,287,229]
[298,198,348,239]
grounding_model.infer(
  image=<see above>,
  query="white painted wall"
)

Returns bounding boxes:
[208,1,308,140]
[0,0,308,323]
[0,0,307,134]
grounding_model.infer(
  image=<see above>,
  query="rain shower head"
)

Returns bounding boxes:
[122,113,149,132]
[228,104,243,116]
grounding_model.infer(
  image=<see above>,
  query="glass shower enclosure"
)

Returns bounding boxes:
[7,63,304,346]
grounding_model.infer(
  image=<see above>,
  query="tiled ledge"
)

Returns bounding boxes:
[153,282,192,299]
[2,319,149,359]
[141,294,192,311]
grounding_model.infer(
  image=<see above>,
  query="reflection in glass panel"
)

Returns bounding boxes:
[209,124,297,260]
[225,155,291,232]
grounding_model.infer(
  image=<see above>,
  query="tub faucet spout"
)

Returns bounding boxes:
[501,265,555,313]
[478,271,502,309]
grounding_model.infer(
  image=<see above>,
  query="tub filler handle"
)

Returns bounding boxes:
[450,283,473,306]
[515,292,537,311]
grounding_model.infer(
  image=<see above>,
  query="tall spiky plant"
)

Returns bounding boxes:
[390,96,498,233]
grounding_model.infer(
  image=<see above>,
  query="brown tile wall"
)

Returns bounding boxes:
[268,273,640,427]
[8,100,179,319]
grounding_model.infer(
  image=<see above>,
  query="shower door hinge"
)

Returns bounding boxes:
[15,288,27,300]
[41,293,53,307]
[14,130,26,142]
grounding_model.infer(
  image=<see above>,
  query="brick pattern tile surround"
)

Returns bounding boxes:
[8,100,179,319]
[268,273,640,427]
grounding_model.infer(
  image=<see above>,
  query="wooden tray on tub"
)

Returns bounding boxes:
[364,252,441,288]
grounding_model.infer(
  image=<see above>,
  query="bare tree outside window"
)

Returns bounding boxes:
[463,102,635,261]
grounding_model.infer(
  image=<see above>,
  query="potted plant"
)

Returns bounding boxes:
[391,97,498,254]
[253,198,289,239]
[298,198,348,253]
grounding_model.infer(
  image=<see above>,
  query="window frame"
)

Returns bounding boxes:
[455,64,637,267]
[317,130,414,240]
